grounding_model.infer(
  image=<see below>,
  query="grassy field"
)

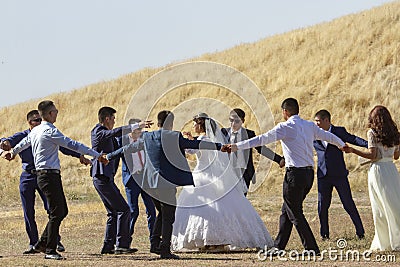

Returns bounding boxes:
[0,187,399,266]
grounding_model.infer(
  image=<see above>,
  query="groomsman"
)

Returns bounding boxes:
[115,118,156,241]
[6,100,106,260]
[313,109,366,240]
[90,106,150,254]
[229,98,346,256]
[0,110,90,254]
[221,108,285,196]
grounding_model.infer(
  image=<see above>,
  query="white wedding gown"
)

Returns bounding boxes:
[367,130,400,251]
[171,136,273,251]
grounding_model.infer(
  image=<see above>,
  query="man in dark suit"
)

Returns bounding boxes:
[90,106,150,254]
[313,109,367,240]
[221,108,285,196]
[115,118,156,242]
[107,110,223,259]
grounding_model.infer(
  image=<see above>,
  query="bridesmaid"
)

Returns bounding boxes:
[344,105,400,251]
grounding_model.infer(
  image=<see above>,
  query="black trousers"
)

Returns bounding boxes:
[274,168,319,253]
[36,173,68,254]
[149,188,177,252]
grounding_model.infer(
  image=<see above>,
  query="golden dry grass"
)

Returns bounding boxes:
[0,192,399,266]
[1,1,400,265]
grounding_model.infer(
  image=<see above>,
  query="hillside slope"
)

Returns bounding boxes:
[1,1,399,205]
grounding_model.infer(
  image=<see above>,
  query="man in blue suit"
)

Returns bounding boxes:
[313,109,367,240]
[0,110,90,254]
[107,110,223,259]
[90,106,150,254]
[115,118,156,242]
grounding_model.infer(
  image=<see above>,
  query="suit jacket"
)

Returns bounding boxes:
[114,134,143,186]
[313,125,368,179]
[90,123,130,179]
[221,127,283,186]
[108,129,222,188]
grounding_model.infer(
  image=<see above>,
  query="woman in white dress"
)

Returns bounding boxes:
[345,105,400,251]
[171,113,273,252]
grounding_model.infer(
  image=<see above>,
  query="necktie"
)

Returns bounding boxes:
[137,151,144,169]
[232,132,238,166]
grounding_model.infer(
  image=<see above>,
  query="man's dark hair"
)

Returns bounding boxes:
[128,118,141,125]
[98,106,116,123]
[281,98,299,115]
[26,110,40,121]
[314,109,331,121]
[157,110,174,127]
[230,108,245,122]
[38,100,55,117]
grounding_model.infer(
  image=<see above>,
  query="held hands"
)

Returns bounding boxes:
[221,144,232,153]
[139,120,154,129]
[79,155,92,166]
[98,154,109,165]
[182,131,194,140]
[1,151,15,161]
[220,144,238,153]
[341,144,353,153]
[0,140,11,151]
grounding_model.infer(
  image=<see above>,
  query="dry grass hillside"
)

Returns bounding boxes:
[1,1,400,206]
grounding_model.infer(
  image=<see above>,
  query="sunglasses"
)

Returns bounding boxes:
[229,118,242,123]
[30,118,42,123]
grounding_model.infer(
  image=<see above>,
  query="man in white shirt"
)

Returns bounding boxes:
[228,98,346,256]
[5,100,108,260]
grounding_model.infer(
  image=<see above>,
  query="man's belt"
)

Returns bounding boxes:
[286,166,313,171]
[33,169,61,175]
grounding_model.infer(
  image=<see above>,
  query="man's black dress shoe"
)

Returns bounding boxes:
[44,252,65,260]
[33,242,46,253]
[160,251,180,259]
[114,247,138,254]
[23,247,40,254]
[100,247,115,254]
[57,241,65,252]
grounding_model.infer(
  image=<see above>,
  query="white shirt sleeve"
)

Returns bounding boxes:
[236,123,285,150]
[313,124,345,148]
[12,135,31,155]
[50,128,101,158]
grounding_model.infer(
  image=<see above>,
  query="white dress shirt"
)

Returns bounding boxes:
[129,137,145,174]
[12,121,100,170]
[229,128,246,169]
[236,115,345,168]
[322,125,332,148]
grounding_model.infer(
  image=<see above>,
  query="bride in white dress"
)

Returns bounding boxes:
[171,113,273,252]
[345,105,400,251]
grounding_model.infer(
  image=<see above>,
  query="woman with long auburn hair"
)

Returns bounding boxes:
[345,105,400,251]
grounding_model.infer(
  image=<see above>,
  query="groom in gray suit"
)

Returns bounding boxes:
[107,110,223,259]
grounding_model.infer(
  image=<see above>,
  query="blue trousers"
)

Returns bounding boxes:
[125,174,156,238]
[93,175,131,249]
[20,172,48,246]
[318,175,365,237]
